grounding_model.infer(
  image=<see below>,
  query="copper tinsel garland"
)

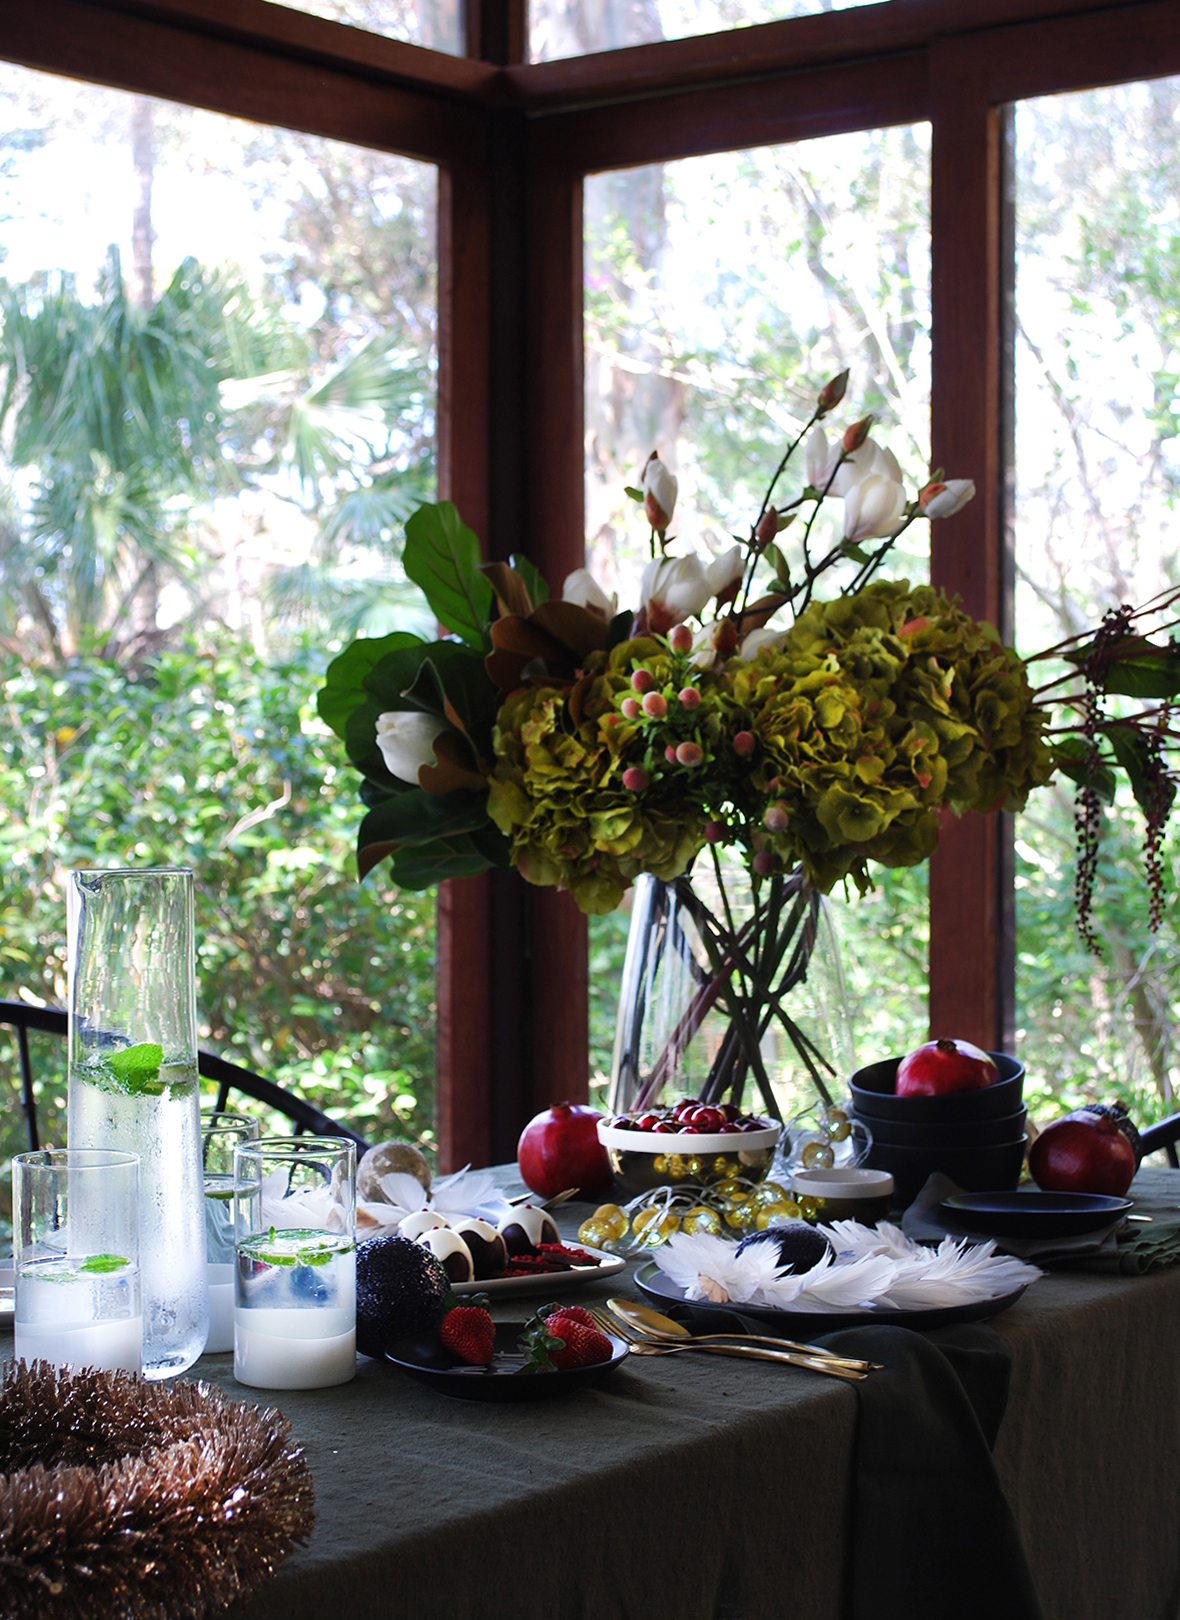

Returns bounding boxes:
[0,1360,315,1619]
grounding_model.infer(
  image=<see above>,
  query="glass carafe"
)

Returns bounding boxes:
[67,867,209,1378]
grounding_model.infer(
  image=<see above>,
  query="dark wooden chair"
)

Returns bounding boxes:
[0,999,368,1152]
[1132,1116,1180,1170]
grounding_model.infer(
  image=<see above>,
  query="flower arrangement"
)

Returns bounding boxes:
[318,368,1176,931]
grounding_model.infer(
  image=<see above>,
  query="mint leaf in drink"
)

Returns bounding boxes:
[102,1043,165,1095]
[80,1254,129,1274]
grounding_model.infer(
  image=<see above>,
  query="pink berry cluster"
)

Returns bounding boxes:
[609,1099,769,1136]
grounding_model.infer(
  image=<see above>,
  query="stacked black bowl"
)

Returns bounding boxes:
[850,1052,1027,1207]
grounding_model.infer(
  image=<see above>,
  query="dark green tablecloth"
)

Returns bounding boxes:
[10,1167,1180,1620]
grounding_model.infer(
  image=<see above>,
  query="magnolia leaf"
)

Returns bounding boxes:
[842,541,871,564]
[604,609,635,651]
[510,554,550,608]
[357,787,488,857]
[624,485,644,503]
[317,631,424,738]
[478,560,534,619]
[529,600,611,657]
[389,834,496,888]
[403,502,493,649]
[419,731,488,795]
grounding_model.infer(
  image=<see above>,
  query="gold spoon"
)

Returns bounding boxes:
[588,1309,866,1381]
[607,1297,880,1371]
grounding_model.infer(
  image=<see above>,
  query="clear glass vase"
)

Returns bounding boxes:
[67,867,209,1378]
[609,860,858,1135]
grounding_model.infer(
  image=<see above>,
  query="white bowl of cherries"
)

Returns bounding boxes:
[597,1101,780,1195]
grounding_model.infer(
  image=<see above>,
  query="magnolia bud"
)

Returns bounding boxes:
[755,508,779,549]
[842,415,873,453]
[817,369,849,413]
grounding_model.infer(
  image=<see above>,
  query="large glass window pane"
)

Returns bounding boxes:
[583,128,931,1101]
[1013,77,1180,1125]
[271,0,461,54]
[532,0,885,63]
[0,63,439,1173]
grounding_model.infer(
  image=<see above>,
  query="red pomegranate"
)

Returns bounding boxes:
[517,1102,613,1200]
[1029,1107,1137,1197]
[896,1038,999,1097]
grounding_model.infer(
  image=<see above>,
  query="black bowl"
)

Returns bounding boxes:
[855,1106,1027,1149]
[850,1051,1024,1123]
[863,1135,1028,1207]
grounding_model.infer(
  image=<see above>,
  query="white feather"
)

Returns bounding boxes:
[652,1221,1041,1314]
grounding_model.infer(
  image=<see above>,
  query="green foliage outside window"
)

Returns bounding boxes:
[0,638,437,1186]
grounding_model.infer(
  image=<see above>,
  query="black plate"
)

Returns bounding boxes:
[941,1191,1133,1239]
[385,1320,629,1401]
[636,1262,1029,1334]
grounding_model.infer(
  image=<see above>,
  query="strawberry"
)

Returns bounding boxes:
[439,1304,495,1366]
[545,1305,596,1330]
[544,1314,613,1370]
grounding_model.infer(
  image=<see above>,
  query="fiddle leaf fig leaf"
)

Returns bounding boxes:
[403,502,492,650]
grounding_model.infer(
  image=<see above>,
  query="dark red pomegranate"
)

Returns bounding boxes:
[896,1038,999,1097]
[1029,1107,1137,1197]
[517,1102,613,1200]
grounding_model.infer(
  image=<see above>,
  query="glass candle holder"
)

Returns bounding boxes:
[233,1136,356,1390]
[66,867,209,1378]
[13,1148,142,1373]
[202,1111,261,1353]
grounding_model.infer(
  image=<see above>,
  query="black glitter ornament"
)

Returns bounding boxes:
[356,1234,450,1357]
[736,1220,832,1274]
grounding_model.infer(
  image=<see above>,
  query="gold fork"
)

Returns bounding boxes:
[587,1308,867,1381]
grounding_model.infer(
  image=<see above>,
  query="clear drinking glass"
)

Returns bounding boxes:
[233,1136,357,1390]
[66,867,209,1378]
[13,1148,142,1373]
[202,1111,261,1353]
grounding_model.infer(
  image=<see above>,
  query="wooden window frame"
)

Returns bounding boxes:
[4,0,1180,1166]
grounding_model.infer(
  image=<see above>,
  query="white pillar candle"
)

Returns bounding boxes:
[206,1262,235,1353]
[234,1306,356,1389]
[15,1313,143,1373]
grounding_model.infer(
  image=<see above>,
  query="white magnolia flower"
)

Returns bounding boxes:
[921,478,976,519]
[375,710,444,783]
[562,567,618,619]
[738,626,790,660]
[642,452,678,530]
[843,470,907,542]
[805,425,842,492]
[705,545,744,598]
[640,553,712,631]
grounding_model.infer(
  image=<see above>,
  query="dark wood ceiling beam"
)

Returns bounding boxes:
[509,0,1151,112]
[70,0,495,99]
[0,0,483,162]
[540,50,927,174]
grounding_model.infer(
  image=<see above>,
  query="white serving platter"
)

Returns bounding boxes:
[450,1244,625,1299]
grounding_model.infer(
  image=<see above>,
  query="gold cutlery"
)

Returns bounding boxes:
[587,1307,867,1381]
[607,1297,881,1370]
